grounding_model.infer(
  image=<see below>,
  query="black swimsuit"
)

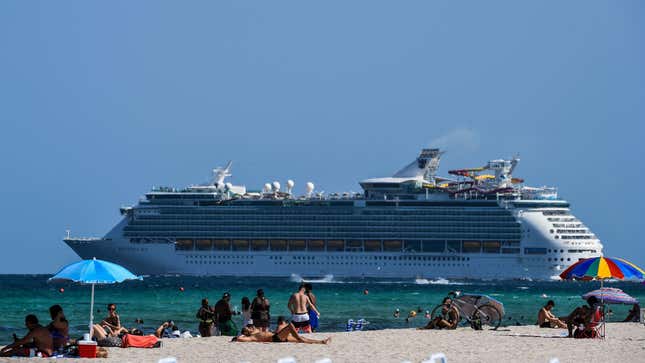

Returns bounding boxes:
[271,333,285,343]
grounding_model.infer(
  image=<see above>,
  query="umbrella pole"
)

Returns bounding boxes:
[89,283,95,338]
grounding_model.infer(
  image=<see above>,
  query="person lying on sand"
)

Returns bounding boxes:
[418,298,459,330]
[537,300,567,328]
[233,323,330,344]
[1,315,53,357]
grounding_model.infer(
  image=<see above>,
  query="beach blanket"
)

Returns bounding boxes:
[121,334,159,348]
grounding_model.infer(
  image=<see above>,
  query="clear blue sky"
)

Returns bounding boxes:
[0,1,643,273]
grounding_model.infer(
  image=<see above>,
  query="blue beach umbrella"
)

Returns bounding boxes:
[49,258,142,336]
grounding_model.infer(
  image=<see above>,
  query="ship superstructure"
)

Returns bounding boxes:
[65,148,603,279]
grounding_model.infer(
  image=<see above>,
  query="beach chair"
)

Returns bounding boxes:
[574,305,605,339]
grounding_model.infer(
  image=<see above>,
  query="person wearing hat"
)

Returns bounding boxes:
[214,292,238,336]
[251,289,271,332]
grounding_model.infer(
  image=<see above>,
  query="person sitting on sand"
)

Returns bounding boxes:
[1,315,54,357]
[537,300,567,328]
[47,304,70,351]
[155,321,181,338]
[623,304,640,322]
[234,323,330,344]
[418,298,459,330]
[565,296,601,338]
[101,303,129,336]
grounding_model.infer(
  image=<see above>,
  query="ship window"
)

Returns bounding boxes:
[462,241,482,253]
[326,240,344,252]
[483,241,501,253]
[383,240,402,252]
[289,240,306,251]
[270,240,287,251]
[251,240,268,251]
[308,240,325,252]
[213,239,230,251]
[404,240,421,252]
[196,239,212,251]
[364,240,382,252]
[423,240,445,253]
[232,239,249,251]
[175,239,194,251]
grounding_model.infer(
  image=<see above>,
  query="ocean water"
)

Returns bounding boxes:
[1,275,643,344]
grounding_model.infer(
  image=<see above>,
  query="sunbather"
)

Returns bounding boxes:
[537,300,567,328]
[234,323,330,344]
[1,315,54,357]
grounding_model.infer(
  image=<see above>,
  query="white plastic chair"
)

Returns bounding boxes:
[421,353,447,363]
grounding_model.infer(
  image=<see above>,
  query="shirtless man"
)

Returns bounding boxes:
[537,300,566,328]
[101,303,128,336]
[234,323,330,344]
[288,284,320,333]
[418,298,459,330]
[1,315,53,357]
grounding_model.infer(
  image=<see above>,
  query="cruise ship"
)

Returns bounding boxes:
[64,148,603,280]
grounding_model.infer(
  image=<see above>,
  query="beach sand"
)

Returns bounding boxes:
[1,323,643,363]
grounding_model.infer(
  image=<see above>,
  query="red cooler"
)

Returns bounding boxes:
[78,340,97,358]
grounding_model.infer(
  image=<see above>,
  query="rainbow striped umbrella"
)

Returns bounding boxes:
[559,257,645,281]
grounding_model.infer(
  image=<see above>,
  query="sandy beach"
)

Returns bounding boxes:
[1,323,643,363]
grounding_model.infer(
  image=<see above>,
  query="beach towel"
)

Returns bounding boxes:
[121,334,159,348]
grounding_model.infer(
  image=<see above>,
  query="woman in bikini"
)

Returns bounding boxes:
[234,323,330,344]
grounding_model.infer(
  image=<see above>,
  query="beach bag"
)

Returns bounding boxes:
[219,320,238,336]
[121,334,159,348]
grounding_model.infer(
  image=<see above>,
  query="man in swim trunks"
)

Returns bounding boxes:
[1,315,53,357]
[234,323,330,344]
[47,304,70,352]
[215,292,238,336]
[537,300,566,328]
[288,284,320,333]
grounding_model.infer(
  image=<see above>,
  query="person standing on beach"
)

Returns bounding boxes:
[196,298,215,337]
[241,297,252,328]
[288,284,320,333]
[304,283,319,332]
[214,292,238,336]
[250,289,271,331]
